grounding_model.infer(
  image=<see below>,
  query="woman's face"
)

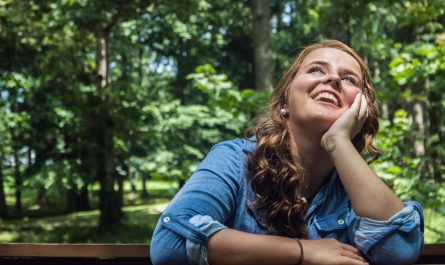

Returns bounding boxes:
[287,48,364,133]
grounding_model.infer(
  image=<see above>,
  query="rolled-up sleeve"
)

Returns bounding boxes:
[150,140,244,265]
[353,201,424,265]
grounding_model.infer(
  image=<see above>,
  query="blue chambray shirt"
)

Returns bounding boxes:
[150,138,424,265]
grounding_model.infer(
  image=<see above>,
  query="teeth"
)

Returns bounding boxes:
[314,92,339,106]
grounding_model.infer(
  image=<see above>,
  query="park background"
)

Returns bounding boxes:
[0,0,444,244]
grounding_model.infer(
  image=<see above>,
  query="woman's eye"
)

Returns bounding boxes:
[341,76,357,85]
[308,66,325,74]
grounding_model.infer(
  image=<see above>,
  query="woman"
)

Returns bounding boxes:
[150,40,424,265]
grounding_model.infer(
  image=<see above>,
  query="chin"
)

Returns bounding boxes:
[313,109,340,126]
[291,102,344,136]
[301,111,340,136]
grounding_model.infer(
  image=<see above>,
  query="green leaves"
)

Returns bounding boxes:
[187,64,270,115]
[138,64,267,182]
[373,108,444,209]
[0,0,444,241]
[390,40,445,86]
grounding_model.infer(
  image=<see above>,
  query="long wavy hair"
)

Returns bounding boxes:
[246,40,380,239]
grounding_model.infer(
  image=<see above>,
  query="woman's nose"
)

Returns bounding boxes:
[323,74,341,91]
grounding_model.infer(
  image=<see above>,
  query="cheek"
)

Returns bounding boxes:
[343,88,361,107]
[287,77,318,104]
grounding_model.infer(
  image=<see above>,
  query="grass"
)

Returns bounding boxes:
[0,179,444,244]
[0,180,177,243]
[0,201,168,243]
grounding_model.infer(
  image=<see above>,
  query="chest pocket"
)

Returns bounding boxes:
[313,208,350,243]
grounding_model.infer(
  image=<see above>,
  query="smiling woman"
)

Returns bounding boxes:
[150,40,424,265]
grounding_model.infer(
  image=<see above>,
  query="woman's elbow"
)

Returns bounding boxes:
[367,229,423,265]
[150,228,189,265]
[150,244,171,265]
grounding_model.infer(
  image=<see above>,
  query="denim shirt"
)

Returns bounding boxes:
[150,138,424,265]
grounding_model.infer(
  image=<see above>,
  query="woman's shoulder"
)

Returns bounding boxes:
[209,137,257,154]
[195,137,257,178]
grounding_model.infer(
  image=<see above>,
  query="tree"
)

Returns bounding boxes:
[250,0,273,91]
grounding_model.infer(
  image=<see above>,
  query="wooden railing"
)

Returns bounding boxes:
[0,243,443,264]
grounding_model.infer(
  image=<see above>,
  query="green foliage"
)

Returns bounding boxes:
[373,110,430,204]
[187,64,270,115]
[378,111,444,205]
[0,0,444,243]
[139,64,269,182]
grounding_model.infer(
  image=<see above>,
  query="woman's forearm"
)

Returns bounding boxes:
[207,229,300,265]
[327,135,404,220]
[208,229,368,265]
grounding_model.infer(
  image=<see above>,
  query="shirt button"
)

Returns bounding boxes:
[337,219,345,225]
[163,216,171,223]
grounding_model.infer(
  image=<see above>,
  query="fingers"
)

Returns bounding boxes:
[358,94,368,120]
[341,249,367,262]
[339,257,369,265]
[341,244,366,261]
[350,92,362,111]
[341,243,362,255]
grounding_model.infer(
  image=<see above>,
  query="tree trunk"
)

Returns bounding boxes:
[412,103,425,156]
[35,186,49,207]
[13,148,22,217]
[128,166,136,202]
[79,148,93,211]
[116,170,124,210]
[78,183,90,211]
[410,84,426,174]
[141,173,148,198]
[96,23,121,229]
[175,40,192,100]
[250,0,273,91]
[372,63,390,119]
[427,80,442,182]
[0,154,8,218]
[66,184,78,212]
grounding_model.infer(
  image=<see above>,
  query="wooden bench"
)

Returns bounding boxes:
[0,243,443,264]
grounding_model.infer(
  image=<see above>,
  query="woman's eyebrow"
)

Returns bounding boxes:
[307,60,362,79]
[306,60,330,67]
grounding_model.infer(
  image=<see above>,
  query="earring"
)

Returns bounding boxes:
[279,108,288,117]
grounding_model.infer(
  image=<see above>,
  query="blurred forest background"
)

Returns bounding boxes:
[0,0,444,243]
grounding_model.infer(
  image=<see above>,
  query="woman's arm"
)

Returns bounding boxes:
[321,93,403,220]
[326,136,403,219]
[208,229,368,265]
[321,93,423,264]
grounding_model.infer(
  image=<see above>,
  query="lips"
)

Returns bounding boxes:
[311,90,342,107]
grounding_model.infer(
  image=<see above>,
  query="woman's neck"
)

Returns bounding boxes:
[288,123,334,200]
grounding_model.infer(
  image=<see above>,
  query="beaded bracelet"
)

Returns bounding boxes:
[293,238,304,265]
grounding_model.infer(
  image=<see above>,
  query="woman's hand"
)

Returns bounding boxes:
[301,238,368,265]
[321,93,368,153]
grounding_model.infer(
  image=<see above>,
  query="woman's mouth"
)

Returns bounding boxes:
[312,91,340,107]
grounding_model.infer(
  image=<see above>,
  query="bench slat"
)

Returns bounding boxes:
[0,244,149,258]
[0,243,443,264]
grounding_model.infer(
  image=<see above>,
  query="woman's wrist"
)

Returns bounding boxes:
[293,238,304,265]
[321,134,350,155]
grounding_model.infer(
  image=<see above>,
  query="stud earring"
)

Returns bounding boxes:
[279,108,288,117]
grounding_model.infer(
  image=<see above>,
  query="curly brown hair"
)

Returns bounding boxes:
[246,40,380,239]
